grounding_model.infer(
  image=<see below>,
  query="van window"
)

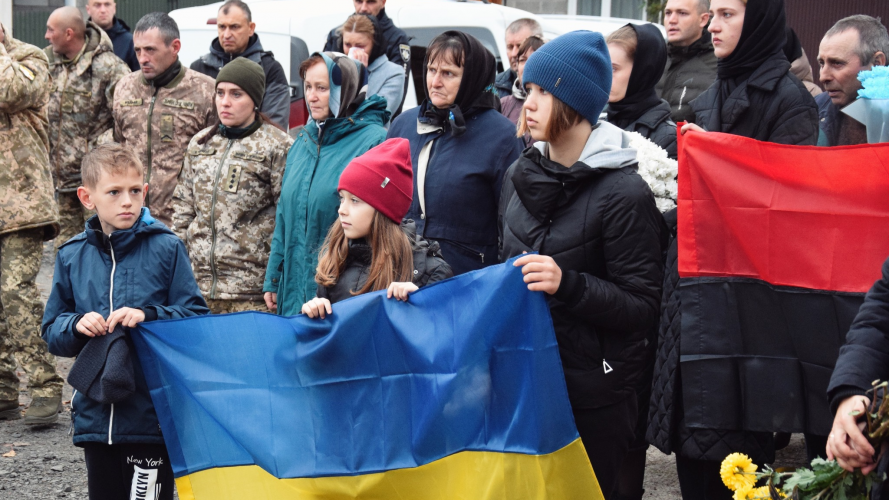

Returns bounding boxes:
[290,36,310,100]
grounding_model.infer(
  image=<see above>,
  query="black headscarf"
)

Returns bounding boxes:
[783,27,802,62]
[716,0,786,80]
[420,31,501,136]
[606,23,668,127]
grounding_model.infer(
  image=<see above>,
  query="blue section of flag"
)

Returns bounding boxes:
[131,258,577,479]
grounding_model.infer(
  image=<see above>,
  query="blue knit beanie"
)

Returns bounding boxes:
[522,30,611,125]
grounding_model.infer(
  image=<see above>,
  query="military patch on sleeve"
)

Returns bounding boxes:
[121,98,143,107]
[18,65,35,81]
[400,44,411,64]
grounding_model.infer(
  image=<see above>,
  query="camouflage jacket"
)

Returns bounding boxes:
[172,121,293,300]
[0,25,59,240]
[111,64,215,227]
[45,22,130,192]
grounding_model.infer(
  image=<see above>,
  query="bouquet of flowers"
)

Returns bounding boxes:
[721,380,889,499]
[841,66,889,144]
[626,131,678,213]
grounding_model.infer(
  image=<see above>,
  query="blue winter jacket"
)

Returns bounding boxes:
[42,209,209,446]
[264,95,389,316]
[102,17,138,72]
[386,105,524,275]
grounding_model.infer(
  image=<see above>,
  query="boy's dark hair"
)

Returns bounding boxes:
[219,0,252,22]
[81,143,144,189]
[134,12,180,45]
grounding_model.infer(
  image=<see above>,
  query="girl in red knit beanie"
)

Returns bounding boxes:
[301,139,453,319]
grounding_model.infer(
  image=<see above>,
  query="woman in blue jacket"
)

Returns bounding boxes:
[264,52,388,316]
[387,31,524,276]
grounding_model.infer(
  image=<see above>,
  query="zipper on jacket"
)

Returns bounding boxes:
[145,89,159,197]
[107,241,117,445]
[68,389,77,437]
[208,139,235,298]
[678,86,687,111]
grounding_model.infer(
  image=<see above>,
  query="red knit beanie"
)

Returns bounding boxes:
[337,138,413,223]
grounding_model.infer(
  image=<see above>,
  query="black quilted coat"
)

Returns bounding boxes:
[646,55,818,463]
[499,144,667,409]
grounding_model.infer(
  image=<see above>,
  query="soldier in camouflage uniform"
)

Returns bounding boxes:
[45,7,131,248]
[0,23,65,425]
[110,12,215,228]
[172,58,292,313]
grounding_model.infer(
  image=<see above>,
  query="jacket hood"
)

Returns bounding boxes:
[46,21,114,68]
[534,121,637,170]
[80,208,174,255]
[104,17,130,36]
[206,34,265,66]
[305,93,389,145]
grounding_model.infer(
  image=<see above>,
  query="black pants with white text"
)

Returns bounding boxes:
[82,442,174,500]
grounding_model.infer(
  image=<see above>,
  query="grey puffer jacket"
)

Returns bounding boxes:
[316,220,454,304]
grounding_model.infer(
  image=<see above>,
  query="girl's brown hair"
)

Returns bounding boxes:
[605,25,638,61]
[315,210,414,295]
[516,94,583,143]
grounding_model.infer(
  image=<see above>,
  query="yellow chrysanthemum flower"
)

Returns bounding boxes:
[746,486,773,499]
[733,485,752,500]
[720,453,758,491]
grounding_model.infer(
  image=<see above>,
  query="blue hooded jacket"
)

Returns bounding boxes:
[42,209,208,446]
[101,17,139,72]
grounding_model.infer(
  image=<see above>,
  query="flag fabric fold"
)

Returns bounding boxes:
[131,258,602,499]
[677,131,889,435]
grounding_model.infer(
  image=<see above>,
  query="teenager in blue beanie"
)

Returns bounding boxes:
[498,30,668,499]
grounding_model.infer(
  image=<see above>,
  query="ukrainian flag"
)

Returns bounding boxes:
[132,258,603,499]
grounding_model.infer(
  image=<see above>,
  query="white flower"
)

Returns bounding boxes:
[626,131,678,213]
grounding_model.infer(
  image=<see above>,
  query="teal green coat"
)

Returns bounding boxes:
[264,95,389,315]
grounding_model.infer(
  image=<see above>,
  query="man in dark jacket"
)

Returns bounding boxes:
[827,256,889,487]
[190,0,290,130]
[493,18,542,98]
[655,0,717,124]
[816,15,888,146]
[85,0,138,71]
[324,0,410,114]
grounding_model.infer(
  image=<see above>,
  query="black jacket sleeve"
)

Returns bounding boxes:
[324,28,338,53]
[555,175,667,332]
[828,257,889,413]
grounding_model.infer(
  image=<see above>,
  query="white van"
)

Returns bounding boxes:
[170,0,663,128]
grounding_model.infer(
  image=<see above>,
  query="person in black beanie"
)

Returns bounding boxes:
[606,23,677,159]
[500,30,667,499]
[648,1,819,499]
[386,31,523,276]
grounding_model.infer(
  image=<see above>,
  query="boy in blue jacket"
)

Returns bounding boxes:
[42,143,208,500]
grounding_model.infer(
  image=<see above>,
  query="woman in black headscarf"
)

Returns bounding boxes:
[386,31,524,276]
[649,1,819,499]
[606,23,677,159]
[681,0,818,143]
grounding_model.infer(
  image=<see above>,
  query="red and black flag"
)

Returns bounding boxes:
[677,131,889,435]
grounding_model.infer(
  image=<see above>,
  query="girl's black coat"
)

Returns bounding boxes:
[316,220,453,304]
[499,146,667,409]
[646,56,819,464]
